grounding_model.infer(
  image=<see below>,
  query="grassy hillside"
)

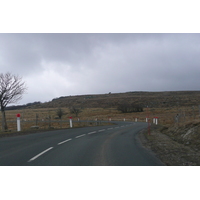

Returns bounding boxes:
[1,91,200,133]
[27,90,200,109]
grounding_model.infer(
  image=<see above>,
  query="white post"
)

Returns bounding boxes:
[153,118,155,124]
[16,114,21,131]
[146,118,148,122]
[69,117,73,128]
[135,118,137,122]
[155,117,158,125]
[124,118,126,121]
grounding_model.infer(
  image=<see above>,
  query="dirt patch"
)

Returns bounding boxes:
[138,125,200,166]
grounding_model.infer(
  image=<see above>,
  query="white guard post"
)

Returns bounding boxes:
[69,117,73,128]
[16,113,21,131]
[155,117,158,125]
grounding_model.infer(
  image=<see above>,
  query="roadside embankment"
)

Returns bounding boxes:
[138,122,200,166]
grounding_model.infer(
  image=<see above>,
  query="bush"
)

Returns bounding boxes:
[70,106,82,117]
[117,102,143,113]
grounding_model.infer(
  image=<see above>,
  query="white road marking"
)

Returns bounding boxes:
[88,131,97,135]
[28,147,53,162]
[107,128,113,130]
[58,138,72,145]
[98,129,105,132]
[75,134,86,138]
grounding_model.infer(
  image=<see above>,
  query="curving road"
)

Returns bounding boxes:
[0,122,164,166]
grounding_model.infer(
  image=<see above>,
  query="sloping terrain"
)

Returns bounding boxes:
[14,91,200,109]
[139,122,200,166]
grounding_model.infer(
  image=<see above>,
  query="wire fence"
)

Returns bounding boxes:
[1,105,200,132]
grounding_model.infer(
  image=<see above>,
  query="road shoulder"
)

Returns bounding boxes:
[138,127,200,166]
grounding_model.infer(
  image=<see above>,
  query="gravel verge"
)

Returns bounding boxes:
[138,126,200,166]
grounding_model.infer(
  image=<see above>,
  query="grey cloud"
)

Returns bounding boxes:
[0,33,200,104]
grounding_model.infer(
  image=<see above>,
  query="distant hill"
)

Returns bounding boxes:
[7,91,200,110]
[6,102,41,110]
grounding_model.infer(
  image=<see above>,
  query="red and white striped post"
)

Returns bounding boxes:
[16,113,21,131]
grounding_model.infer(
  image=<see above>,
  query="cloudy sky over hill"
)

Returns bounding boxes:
[0,33,200,104]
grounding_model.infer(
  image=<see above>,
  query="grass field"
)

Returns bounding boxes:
[1,91,200,133]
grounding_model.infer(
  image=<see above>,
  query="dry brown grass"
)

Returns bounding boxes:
[1,91,200,133]
[2,106,199,132]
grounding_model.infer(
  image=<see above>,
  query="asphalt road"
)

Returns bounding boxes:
[0,121,164,166]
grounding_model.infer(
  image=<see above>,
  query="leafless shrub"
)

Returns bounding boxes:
[56,108,65,119]
[70,106,82,117]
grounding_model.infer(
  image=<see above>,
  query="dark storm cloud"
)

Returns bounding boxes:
[0,33,200,104]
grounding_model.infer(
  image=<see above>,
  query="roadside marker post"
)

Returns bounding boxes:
[147,106,151,135]
[155,117,158,125]
[16,113,21,131]
[69,116,73,128]
[135,118,138,122]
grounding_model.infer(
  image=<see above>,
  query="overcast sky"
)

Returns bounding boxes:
[0,33,200,105]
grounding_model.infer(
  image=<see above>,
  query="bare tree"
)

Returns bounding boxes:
[56,108,65,119]
[0,72,27,131]
[70,106,81,117]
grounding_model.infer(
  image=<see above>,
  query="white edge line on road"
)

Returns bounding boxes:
[58,138,72,145]
[88,131,97,135]
[75,134,86,138]
[28,147,53,162]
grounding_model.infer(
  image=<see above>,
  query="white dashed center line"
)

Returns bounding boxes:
[75,134,86,138]
[98,129,105,132]
[58,138,72,145]
[28,147,53,162]
[27,124,130,162]
[88,131,97,135]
